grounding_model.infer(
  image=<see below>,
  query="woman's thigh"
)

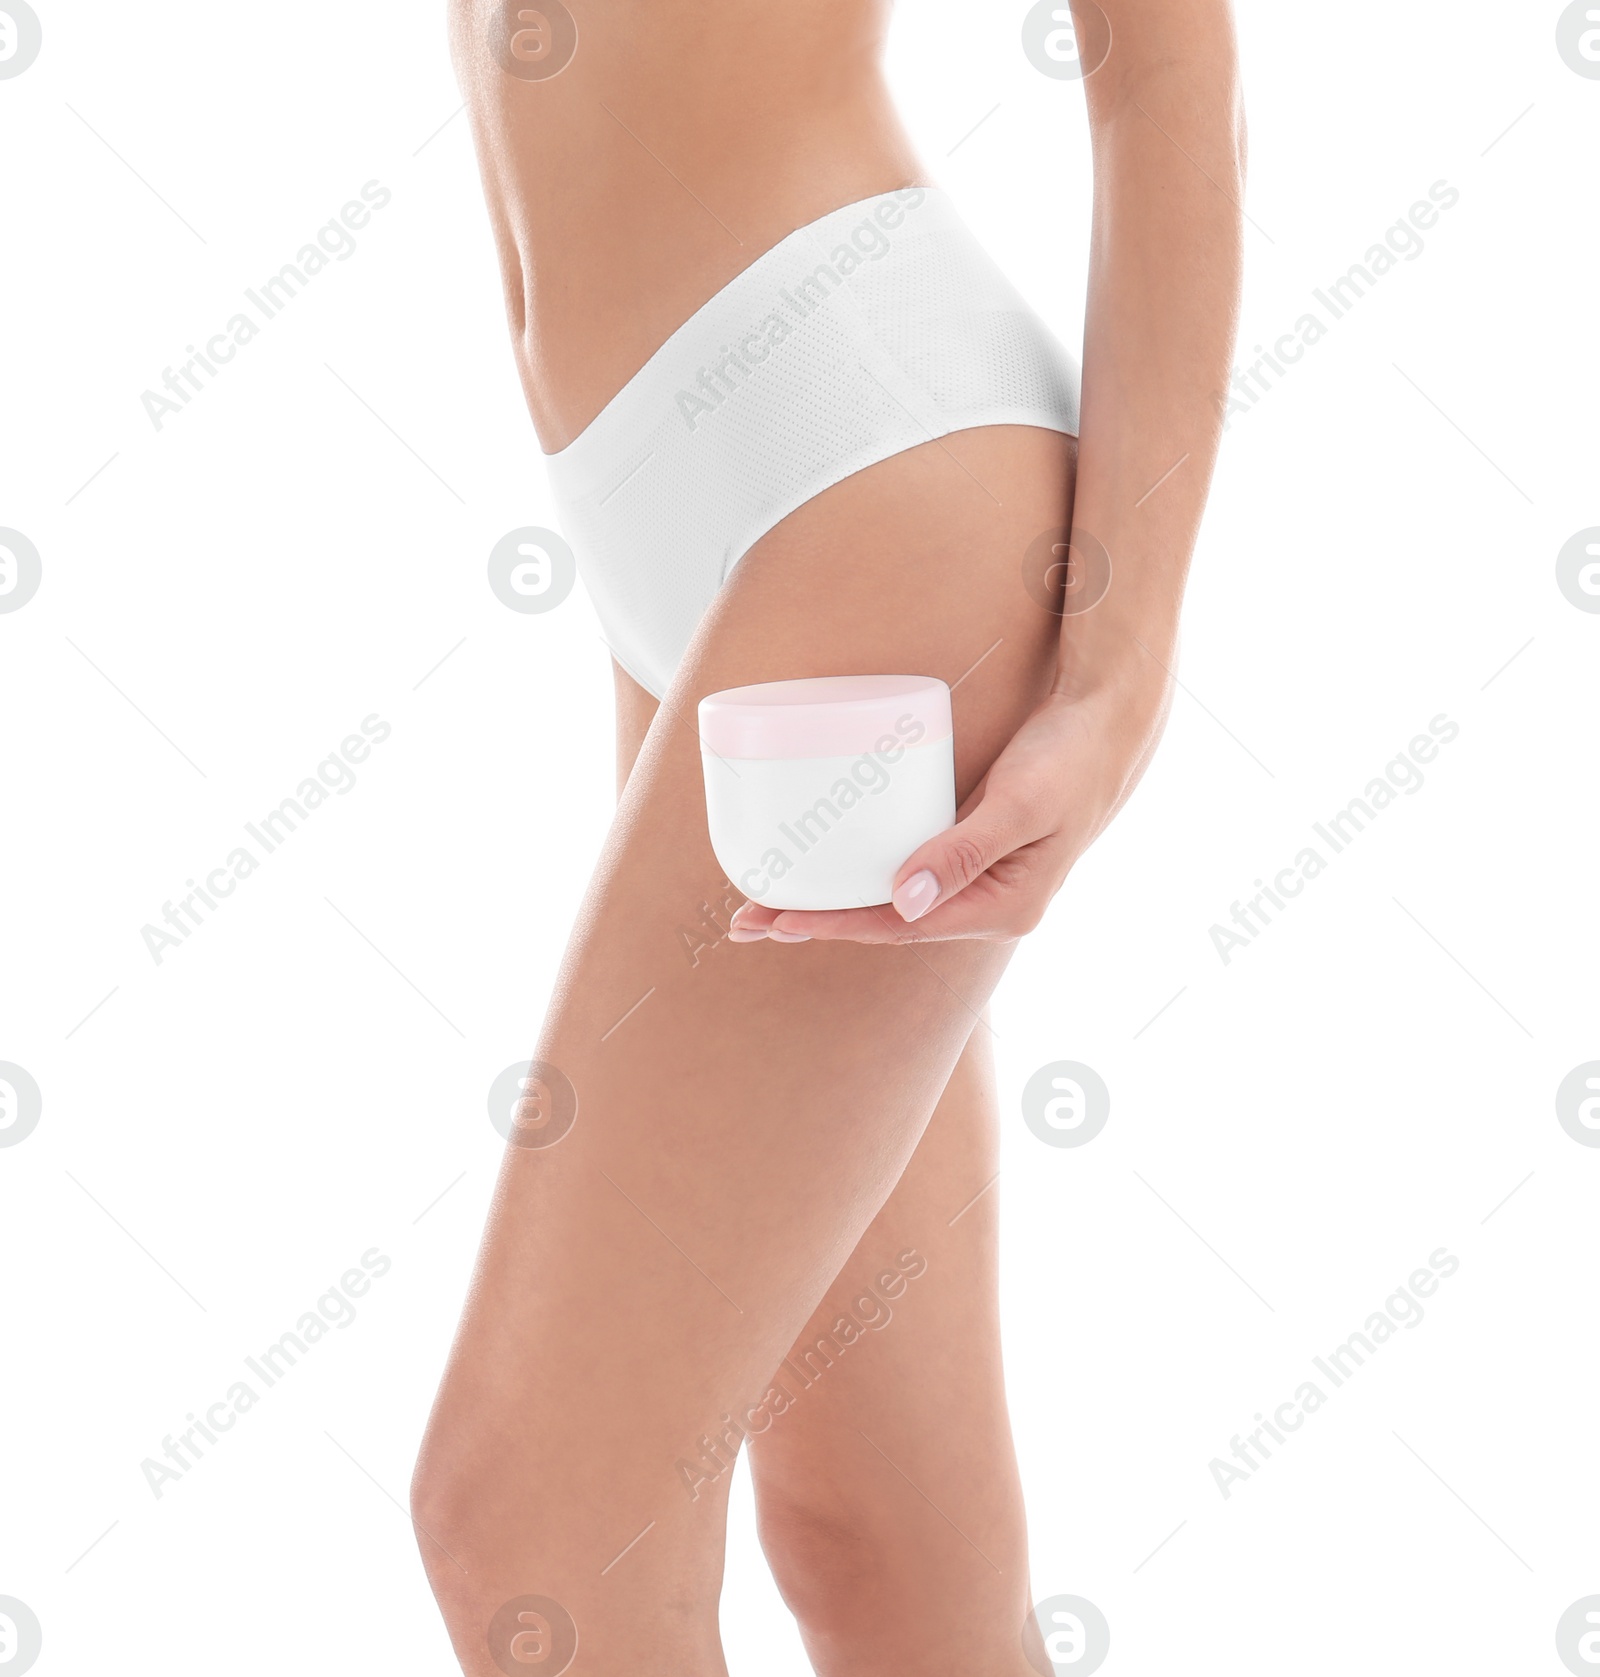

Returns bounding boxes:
[418,424,1073,1642]
[617,644,1027,1619]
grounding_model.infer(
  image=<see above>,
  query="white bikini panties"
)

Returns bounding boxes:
[543,186,1082,699]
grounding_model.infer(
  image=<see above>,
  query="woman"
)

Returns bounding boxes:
[413,1,1244,1671]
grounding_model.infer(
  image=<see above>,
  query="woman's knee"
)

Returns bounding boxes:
[755,1487,886,1638]
[756,1470,1028,1643]
[409,1414,546,1604]
[409,1430,489,1597]
[751,1482,1019,1609]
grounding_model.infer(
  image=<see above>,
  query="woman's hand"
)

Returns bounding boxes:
[727,669,1172,945]
[732,0,1242,949]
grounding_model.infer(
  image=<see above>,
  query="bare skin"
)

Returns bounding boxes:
[416,2,1244,1673]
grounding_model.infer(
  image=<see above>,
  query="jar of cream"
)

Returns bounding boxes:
[698,674,956,911]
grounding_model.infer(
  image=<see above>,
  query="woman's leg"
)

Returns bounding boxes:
[411,424,1074,1676]
[616,660,1033,1674]
[748,1025,1034,1676]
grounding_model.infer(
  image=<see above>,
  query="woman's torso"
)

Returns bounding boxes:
[449,0,927,451]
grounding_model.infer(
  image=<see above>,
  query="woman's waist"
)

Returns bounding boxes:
[474,89,922,446]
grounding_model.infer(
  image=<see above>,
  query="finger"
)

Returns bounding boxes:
[742,881,1016,946]
[729,780,1053,945]
[888,792,1043,924]
[764,842,1060,945]
[766,903,911,943]
[727,900,780,941]
[748,895,960,944]
[870,848,1055,941]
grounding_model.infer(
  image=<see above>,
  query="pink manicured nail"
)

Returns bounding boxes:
[767,927,811,943]
[727,925,769,942]
[893,869,939,922]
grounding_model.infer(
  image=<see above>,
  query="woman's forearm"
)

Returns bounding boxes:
[1056,0,1246,699]
[731,3,1249,942]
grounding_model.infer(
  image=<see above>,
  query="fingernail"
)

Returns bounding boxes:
[893,869,939,922]
[727,925,768,942]
[767,927,811,943]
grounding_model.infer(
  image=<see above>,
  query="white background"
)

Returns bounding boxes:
[2,1,1597,1673]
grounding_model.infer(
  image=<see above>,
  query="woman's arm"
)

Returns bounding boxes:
[738,0,1246,942]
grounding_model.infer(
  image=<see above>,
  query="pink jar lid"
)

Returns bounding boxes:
[698,674,952,760]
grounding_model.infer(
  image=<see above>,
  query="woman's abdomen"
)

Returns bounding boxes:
[449,0,923,449]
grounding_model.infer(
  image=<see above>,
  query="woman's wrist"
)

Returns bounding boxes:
[1050,592,1183,710]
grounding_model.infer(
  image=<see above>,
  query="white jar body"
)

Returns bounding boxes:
[704,737,956,910]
